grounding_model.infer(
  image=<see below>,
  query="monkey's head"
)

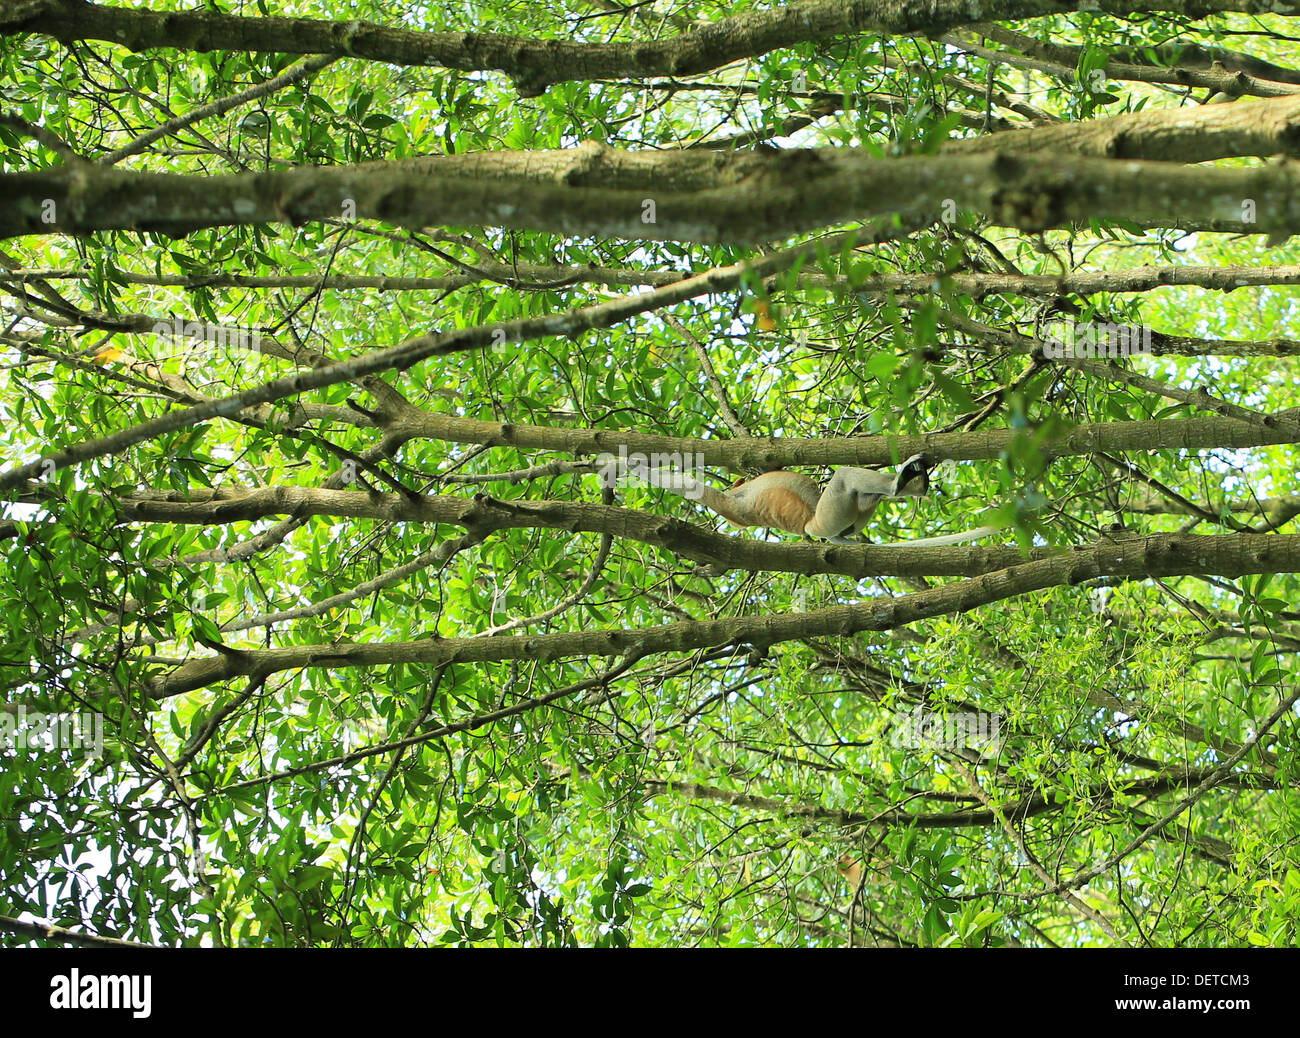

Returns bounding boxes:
[891,453,930,497]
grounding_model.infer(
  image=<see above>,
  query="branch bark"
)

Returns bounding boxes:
[2,0,1286,97]
[142,532,1300,698]
[7,146,1300,242]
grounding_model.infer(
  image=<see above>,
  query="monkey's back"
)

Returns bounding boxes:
[725,471,821,535]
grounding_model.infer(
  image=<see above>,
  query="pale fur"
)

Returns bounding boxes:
[635,454,1003,545]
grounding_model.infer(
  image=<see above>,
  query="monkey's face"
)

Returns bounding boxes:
[891,454,930,497]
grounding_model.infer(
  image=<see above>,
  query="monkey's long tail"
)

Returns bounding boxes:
[620,468,749,527]
[878,524,1004,548]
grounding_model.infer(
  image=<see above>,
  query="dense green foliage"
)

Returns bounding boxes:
[1,1,1298,947]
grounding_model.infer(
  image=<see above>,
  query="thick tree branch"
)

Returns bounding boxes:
[6,146,1300,243]
[142,532,1300,698]
[2,0,1289,97]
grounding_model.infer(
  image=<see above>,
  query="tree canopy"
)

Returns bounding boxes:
[1,0,1299,948]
